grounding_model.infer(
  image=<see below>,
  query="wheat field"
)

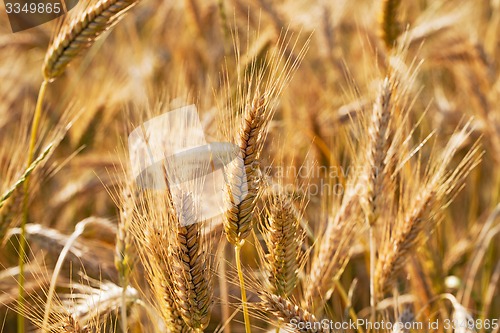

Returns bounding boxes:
[0,0,499,332]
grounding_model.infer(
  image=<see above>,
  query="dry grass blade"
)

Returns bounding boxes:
[8,222,118,283]
[43,0,140,80]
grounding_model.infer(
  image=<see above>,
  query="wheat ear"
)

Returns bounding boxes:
[222,32,309,332]
[380,0,402,50]
[130,190,193,332]
[224,95,266,246]
[224,94,267,333]
[375,125,481,295]
[362,76,395,322]
[364,77,394,227]
[169,193,213,331]
[263,193,304,297]
[43,0,139,80]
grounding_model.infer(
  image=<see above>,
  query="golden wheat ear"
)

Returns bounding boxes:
[221,31,310,248]
[168,192,213,331]
[379,0,402,50]
[375,123,482,296]
[43,0,140,80]
[259,191,306,298]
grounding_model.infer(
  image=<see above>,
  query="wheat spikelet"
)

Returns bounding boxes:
[261,293,331,333]
[263,193,304,297]
[379,0,402,49]
[43,0,140,80]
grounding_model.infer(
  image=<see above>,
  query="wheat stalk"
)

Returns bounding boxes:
[115,182,135,332]
[363,78,394,227]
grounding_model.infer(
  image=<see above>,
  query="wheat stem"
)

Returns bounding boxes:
[18,79,48,333]
[235,245,251,333]
[120,286,128,332]
[369,227,376,324]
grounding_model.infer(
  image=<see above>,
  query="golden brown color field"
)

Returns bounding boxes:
[0,0,499,332]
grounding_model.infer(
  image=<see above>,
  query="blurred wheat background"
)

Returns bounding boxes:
[0,0,499,332]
